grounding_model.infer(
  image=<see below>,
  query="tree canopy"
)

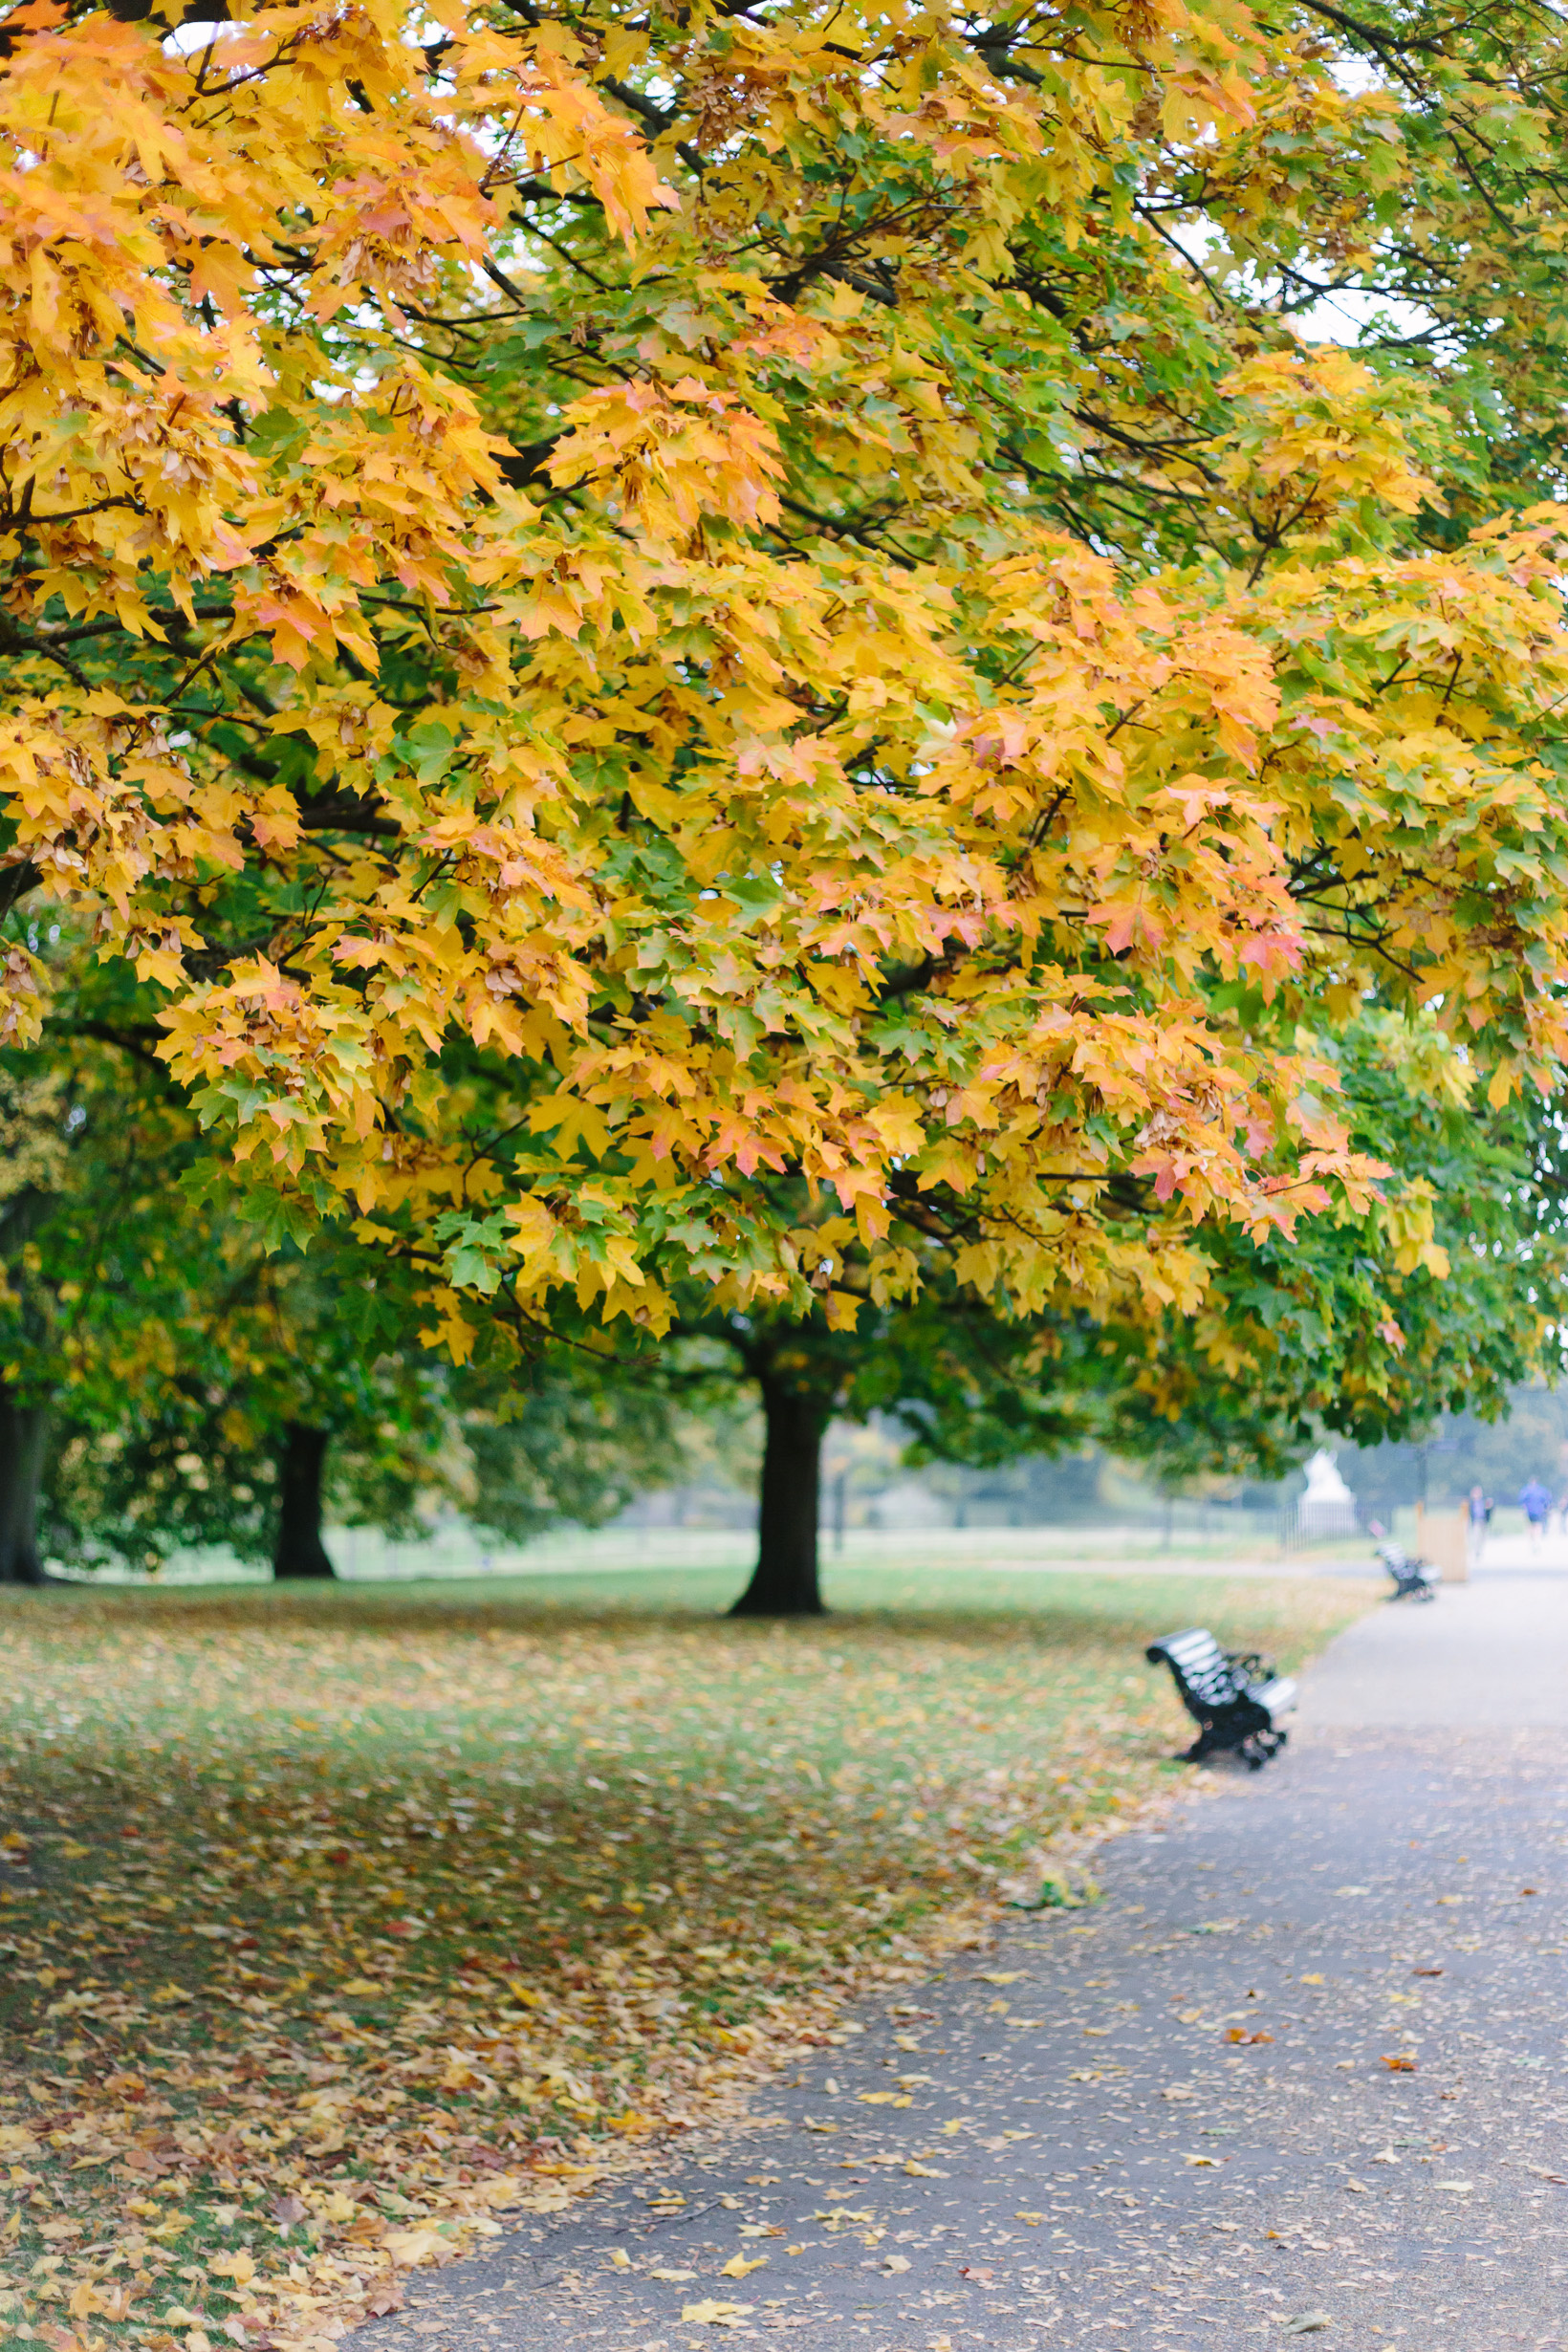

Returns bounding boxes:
[5,0,1568,1480]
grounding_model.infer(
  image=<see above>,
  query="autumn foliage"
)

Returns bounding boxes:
[5,0,1568,1370]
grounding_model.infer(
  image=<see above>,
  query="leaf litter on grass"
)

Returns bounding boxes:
[0,1566,1370,2351]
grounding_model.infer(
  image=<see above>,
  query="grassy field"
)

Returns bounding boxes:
[0,1560,1375,2351]
[78,1515,1375,1585]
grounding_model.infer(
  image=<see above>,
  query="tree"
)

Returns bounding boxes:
[38,1229,449,1577]
[684,1297,1088,1616]
[8,0,1568,1499]
[649,1006,1568,1611]
[38,1213,685,1577]
[458,1356,684,1549]
[0,1068,69,1581]
[1096,1012,1568,1481]
[0,1023,226,1581]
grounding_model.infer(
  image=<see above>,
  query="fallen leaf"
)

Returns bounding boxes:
[1283,2316,1334,2336]
[649,2267,697,2281]
[1381,2055,1417,2073]
[1413,1966,1444,1977]
[383,2226,451,2267]
[1435,2180,1473,2193]
[720,2254,768,2278]
[681,2299,754,2326]
[0,1556,1369,2352]
[1015,2210,1044,2224]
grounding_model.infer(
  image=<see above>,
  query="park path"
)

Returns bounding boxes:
[357,1564,1568,2352]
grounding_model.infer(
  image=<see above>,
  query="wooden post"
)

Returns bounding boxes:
[1416,1502,1469,1584]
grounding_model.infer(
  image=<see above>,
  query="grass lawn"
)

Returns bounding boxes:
[0,1560,1375,2351]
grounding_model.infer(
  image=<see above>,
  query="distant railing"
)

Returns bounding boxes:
[1277,1500,1361,1556]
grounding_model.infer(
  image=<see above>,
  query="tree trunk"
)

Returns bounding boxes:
[730,1378,827,1616]
[272,1423,336,1579]
[0,1392,48,1585]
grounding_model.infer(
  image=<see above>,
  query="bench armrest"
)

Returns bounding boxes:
[1250,1676,1296,1721]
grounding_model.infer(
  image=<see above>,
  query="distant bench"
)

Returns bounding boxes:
[1145,1628,1296,1770]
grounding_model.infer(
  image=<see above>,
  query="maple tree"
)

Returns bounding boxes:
[8,0,1568,1596]
[657,1003,1568,1612]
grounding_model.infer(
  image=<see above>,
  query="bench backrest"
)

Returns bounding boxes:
[1145,1628,1245,1712]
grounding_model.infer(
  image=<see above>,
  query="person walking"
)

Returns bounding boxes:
[1468,1484,1492,1565]
[1520,1475,1552,1551]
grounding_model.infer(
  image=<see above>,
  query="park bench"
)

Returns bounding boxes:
[1373,1539,1439,1601]
[1145,1628,1296,1769]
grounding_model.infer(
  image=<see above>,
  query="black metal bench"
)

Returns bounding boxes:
[1145,1628,1296,1770]
[1373,1540,1439,1601]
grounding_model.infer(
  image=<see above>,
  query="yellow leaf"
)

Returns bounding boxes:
[384,2227,451,2268]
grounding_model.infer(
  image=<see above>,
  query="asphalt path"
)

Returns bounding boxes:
[358,1563,1568,2351]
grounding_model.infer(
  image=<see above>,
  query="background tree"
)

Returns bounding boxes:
[40,1229,686,1579]
[39,1232,446,1578]
[0,988,221,1581]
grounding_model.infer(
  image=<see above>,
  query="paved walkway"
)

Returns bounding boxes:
[359,1568,1568,2352]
